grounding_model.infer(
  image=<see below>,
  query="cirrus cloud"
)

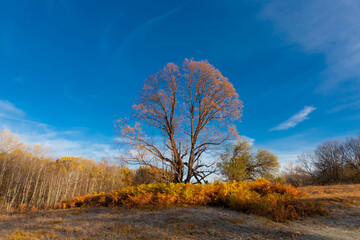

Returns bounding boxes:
[270,106,316,131]
[0,99,114,160]
[260,0,360,98]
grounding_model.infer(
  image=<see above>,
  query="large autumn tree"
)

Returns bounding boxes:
[115,59,243,183]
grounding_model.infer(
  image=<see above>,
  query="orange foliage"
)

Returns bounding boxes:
[115,59,243,183]
[58,178,327,221]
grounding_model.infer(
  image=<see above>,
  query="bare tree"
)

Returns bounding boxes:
[283,161,313,187]
[313,140,345,184]
[286,135,360,186]
[344,134,360,172]
[295,141,345,185]
[115,59,242,183]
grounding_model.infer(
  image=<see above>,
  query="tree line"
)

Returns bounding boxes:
[283,134,360,186]
[0,130,172,211]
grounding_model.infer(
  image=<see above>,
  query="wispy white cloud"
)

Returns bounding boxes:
[270,106,316,131]
[100,2,188,55]
[261,1,360,94]
[229,135,255,146]
[0,113,48,127]
[0,100,47,126]
[257,130,325,166]
[19,131,114,160]
[0,100,25,117]
[117,1,190,53]
[262,129,358,166]
[327,99,360,113]
[0,99,113,160]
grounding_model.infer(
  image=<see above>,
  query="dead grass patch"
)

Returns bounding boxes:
[301,184,360,206]
[7,229,57,240]
[1,206,359,239]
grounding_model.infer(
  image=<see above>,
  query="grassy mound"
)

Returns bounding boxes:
[58,178,327,221]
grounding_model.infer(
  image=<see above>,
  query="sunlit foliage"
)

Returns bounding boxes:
[0,130,135,211]
[59,178,327,221]
[218,138,280,181]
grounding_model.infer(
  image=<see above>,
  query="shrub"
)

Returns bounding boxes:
[58,178,327,221]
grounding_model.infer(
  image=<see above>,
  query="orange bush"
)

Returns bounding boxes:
[58,178,327,221]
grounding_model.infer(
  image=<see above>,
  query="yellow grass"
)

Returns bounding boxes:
[301,184,360,204]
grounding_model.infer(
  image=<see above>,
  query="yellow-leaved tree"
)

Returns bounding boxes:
[218,138,280,181]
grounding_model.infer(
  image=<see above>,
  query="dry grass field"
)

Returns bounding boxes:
[0,184,359,240]
[301,184,360,203]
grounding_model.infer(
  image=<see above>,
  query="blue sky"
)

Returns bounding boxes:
[0,0,359,164]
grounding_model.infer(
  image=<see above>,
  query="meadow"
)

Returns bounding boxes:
[0,184,359,240]
[1,130,360,239]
